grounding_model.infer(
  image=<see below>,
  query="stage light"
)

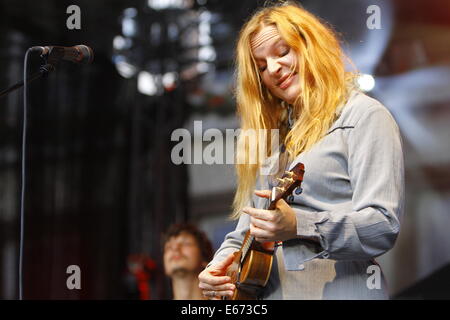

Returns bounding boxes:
[198,46,216,62]
[112,2,223,96]
[147,0,193,10]
[122,17,137,38]
[162,72,178,91]
[167,23,179,41]
[113,35,133,51]
[138,71,158,96]
[113,55,138,79]
[197,62,209,73]
[357,74,376,92]
[121,8,138,38]
[124,7,138,18]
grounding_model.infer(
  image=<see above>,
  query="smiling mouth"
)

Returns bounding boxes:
[278,73,297,89]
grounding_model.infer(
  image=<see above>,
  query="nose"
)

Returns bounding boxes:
[267,57,281,75]
[168,242,181,252]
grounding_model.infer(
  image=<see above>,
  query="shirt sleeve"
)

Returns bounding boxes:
[283,104,405,270]
[207,213,248,267]
[207,175,268,267]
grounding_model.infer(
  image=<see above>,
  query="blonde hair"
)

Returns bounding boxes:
[231,1,357,219]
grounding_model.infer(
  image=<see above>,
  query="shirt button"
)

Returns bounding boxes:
[298,264,305,271]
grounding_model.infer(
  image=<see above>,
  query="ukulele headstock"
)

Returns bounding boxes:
[270,163,305,207]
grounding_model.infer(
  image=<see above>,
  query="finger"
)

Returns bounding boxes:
[250,223,274,240]
[213,252,236,270]
[199,274,231,286]
[254,189,271,198]
[250,216,275,233]
[203,290,234,299]
[199,282,235,292]
[211,291,234,299]
[275,198,291,212]
[243,206,274,221]
[202,290,216,299]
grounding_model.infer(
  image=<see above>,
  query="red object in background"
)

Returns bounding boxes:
[207,95,225,108]
[127,254,157,300]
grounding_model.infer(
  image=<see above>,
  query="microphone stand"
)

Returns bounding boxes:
[0,61,55,99]
[9,48,57,300]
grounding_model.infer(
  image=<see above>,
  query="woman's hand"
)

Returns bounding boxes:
[198,252,236,300]
[243,189,297,242]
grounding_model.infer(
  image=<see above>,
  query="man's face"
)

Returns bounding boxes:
[163,232,205,277]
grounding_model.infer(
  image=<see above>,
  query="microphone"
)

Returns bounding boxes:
[31,45,94,65]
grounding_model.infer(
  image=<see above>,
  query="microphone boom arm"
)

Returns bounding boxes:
[0,62,55,99]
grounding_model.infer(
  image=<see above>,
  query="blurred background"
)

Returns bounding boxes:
[0,0,449,299]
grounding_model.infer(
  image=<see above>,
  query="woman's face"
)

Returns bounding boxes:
[251,25,301,104]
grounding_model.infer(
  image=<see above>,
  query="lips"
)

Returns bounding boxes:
[277,73,296,89]
[170,254,185,261]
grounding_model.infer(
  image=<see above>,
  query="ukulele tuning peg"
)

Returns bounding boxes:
[285,171,294,178]
[284,177,294,184]
[276,177,286,184]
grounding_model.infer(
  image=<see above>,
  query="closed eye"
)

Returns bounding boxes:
[256,42,290,73]
[280,48,290,57]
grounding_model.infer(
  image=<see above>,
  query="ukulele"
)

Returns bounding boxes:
[224,162,305,300]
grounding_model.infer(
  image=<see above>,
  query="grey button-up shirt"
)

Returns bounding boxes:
[209,90,405,299]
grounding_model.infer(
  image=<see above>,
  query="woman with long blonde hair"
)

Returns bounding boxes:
[199,2,404,299]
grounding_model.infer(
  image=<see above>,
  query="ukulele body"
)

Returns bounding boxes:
[225,233,275,300]
[224,162,305,300]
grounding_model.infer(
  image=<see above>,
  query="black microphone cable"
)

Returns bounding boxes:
[19,47,42,300]
[17,45,90,299]
[18,48,32,300]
